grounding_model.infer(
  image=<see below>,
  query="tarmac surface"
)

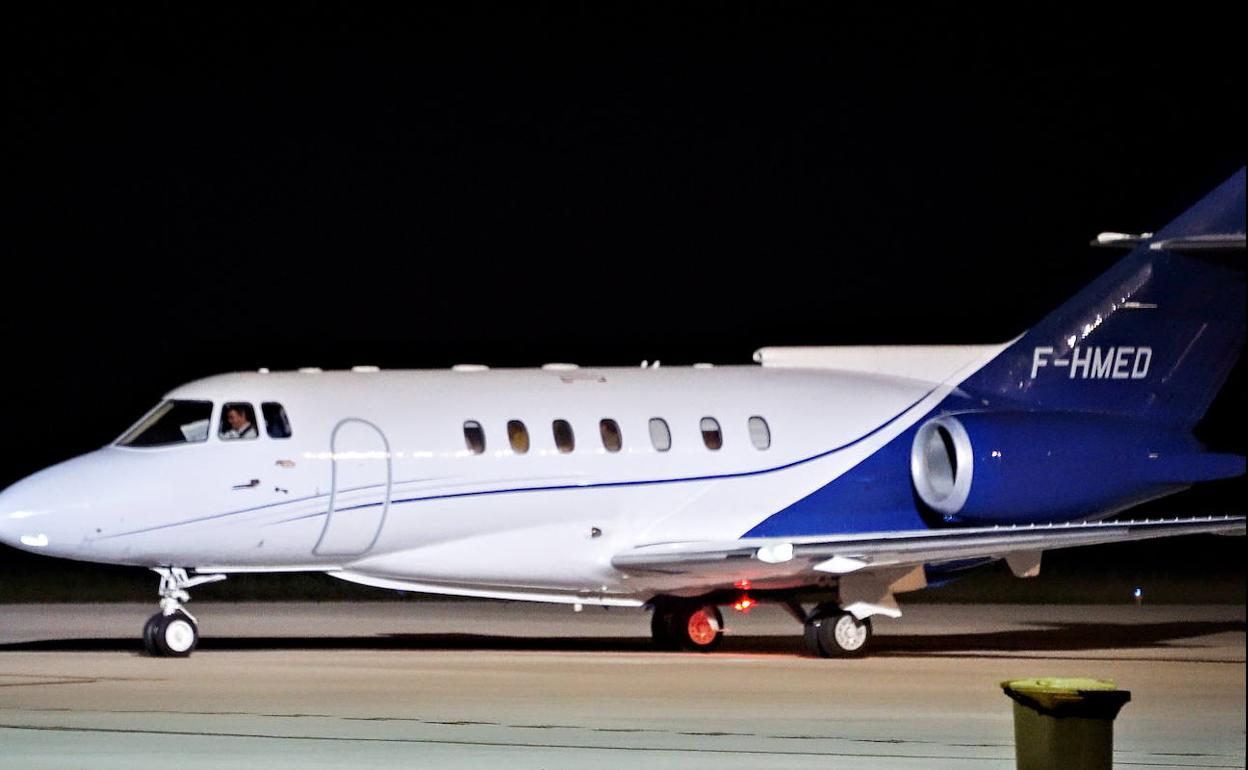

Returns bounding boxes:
[0,602,1243,769]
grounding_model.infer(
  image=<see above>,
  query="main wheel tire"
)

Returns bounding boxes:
[673,604,724,653]
[805,609,872,658]
[142,613,162,656]
[802,614,825,657]
[650,605,681,651]
[153,611,199,657]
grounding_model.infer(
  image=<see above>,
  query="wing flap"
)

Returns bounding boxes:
[612,516,1245,586]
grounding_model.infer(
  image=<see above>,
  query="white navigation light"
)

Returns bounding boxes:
[20,534,49,548]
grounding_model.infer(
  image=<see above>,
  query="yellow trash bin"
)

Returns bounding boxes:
[1000,677,1131,770]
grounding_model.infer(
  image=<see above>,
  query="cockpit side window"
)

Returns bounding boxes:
[219,402,259,441]
[118,400,213,447]
[262,402,292,439]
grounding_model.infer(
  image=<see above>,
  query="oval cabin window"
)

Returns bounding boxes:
[463,420,486,455]
[600,419,622,453]
[552,419,575,453]
[700,417,722,450]
[649,418,671,452]
[748,416,771,450]
[507,420,530,454]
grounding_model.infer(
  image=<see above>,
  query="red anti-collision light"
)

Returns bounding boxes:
[732,594,755,613]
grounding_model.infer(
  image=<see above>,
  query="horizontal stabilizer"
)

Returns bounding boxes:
[1091,231,1246,251]
[1149,232,1245,252]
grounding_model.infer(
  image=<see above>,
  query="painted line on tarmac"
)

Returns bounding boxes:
[0,705,1011,748]
[0,723,1015,763]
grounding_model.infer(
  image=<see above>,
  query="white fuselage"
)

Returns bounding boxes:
[0,351,1005,605]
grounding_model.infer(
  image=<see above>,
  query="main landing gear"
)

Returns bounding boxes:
[650,600,725,652]
[142,567,226,658]
[648,597,875,657]
[802,603,872,658]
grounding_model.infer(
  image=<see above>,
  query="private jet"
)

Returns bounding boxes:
[2,169,1244,657]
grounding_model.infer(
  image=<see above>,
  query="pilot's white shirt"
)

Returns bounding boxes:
[221,422,258,440]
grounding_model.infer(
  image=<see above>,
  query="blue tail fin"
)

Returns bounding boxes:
[962,168,1245,428]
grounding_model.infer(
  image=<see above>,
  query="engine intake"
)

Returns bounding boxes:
[911,416,974,516]
[908,411,1236,524]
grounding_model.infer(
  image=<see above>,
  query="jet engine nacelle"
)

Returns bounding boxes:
[908,411,1240,524]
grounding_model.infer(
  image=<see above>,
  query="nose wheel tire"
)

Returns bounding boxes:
[804,608,872,658]
[144,611,199,657]
[651,602,725,652]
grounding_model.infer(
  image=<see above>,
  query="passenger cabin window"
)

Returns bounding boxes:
[118,400,213,447]
[220,403,259,441]
[700,417,723,450]
[600,419,622,453]
[552,419,575,453]
[463,420,486,454]
[648,417,671,452]
[508,420,530,454]
[748,416,771,450]
[262,402,292,439]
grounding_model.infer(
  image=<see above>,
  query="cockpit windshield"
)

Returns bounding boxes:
[117,400,213,447]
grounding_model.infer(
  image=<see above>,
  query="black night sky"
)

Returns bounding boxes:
[3,5,1243,588]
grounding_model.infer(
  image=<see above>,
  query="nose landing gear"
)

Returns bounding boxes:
[142,567,226,658]
[143,610,199,657]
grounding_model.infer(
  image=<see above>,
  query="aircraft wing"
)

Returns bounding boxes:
[611,516,1246,588]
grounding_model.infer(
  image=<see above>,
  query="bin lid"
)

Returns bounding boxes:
[1001,678,1131,719]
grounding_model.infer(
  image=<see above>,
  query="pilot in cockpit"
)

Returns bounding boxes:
[220,404,258,440]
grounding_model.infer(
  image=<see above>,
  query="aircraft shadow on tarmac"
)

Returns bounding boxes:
[1,621,1243,658]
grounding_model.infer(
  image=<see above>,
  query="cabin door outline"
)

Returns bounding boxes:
[313,418,393,557]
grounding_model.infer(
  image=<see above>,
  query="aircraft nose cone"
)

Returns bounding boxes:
[0,475,56,551]
[0,490,16,547]
[0,449,144,558]
[0,451,117,555]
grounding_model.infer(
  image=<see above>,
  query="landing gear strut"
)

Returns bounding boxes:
[142,567,226,658]
[650,600,724,652]
[803,603,872,658]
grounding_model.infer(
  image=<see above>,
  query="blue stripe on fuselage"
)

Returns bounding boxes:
[99,388,942,539]
[741,424,930,536]
[741,393,980,537]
